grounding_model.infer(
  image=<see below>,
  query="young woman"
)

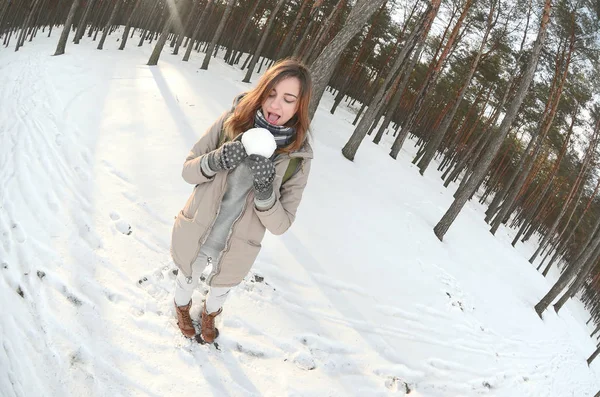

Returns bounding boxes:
[170,59,313,343]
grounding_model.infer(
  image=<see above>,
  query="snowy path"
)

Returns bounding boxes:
[1,29,600,396]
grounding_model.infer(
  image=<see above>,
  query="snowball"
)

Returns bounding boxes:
[241,128,277,158]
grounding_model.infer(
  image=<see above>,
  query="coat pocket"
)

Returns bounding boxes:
[213,237,262,286]
[170,211,204,273]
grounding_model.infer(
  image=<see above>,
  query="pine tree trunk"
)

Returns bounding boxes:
[54,0,81,55]
[183,0,213,61]
[73,0,95,44]
[392,0,474,160]
[530,154,592,264]
[304,0,346,66]
[372,41,424,144]
[276,0,310,60]
[138,1,163,47]
[227,0,262,65]
[92,0,111,40]
[291,5,321,60]
[173,0,202,55]
[201,0,235,70]
[511,121,571,247]
[241,0,286,81]
[442,103,498,186]
[119,0,142,50]
[490,19,574,236]
[29,0,49,42]
[485,132,538,224]
[416,0,494,174]
[308,0,388,119]
[434,0,552,241]
[588,344,600,366]
[15,0,41,51]
[535,223,600,317]
[340,1,440,160]
[148,0,181,65]
[97,0,122,50]
[554,249,600,313]
[0,2,11,37]
[541,176,600,273]
[329,10,380,115]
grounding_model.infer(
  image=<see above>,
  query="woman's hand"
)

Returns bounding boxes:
[206,141,247,173]
[247,154,275,200]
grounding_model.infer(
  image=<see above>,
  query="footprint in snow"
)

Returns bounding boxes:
[385,376,412,395]
[115,220,132,235]
[137,265,178,300]
[109,211,132,235]
[291,351,316,370]
[287,334,362,375]
[34,269,84,306]
[234,340,280,360]
[10,223,26,243]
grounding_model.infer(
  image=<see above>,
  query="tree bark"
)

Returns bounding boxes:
[540,176,600,275]
[490,14,574,236]
[340,0,440,160]
[54,0,81,56]
[304,0,346,66]
[182,0,214,61]
[227,0,262,64]
[173,0,202,55]
[276,0,311,60]
[241,0,286,81]
[73,0,95,44]
[588,345,600,366]
[372,41,425,145]
[200,0,235,69]
[512,117,574,246]
[434,0,552,241]
[416,0,495,174]
[553,249,600,313]
[329,3,383,115]
[119,0,142,50]
[148,0,181,65]
[535,224,600,317]
[392,0,474,160]
[97,0,122,50]
[308,0,388,119]
[15,0,42,51]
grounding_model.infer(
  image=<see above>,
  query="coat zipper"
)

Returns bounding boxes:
[184,175,229,281]
[206,190,252,285]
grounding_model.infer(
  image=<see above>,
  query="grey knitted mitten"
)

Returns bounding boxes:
[206,141,247,172]
[247,154,276,200]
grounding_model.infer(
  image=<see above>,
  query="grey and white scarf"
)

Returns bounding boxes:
[254,109,296,148]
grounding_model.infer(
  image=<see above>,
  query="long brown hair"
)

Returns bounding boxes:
[223,58,313,154]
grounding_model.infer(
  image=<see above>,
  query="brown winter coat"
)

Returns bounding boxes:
[170,110,313,287]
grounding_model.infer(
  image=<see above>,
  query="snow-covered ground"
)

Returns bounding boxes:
[1,28,599,397]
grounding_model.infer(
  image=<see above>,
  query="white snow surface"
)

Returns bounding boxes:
[1,29,600,397]
[241,128,277,158]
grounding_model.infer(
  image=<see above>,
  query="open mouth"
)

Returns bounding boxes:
[267,112,281,124]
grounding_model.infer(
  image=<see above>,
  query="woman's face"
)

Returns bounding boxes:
[261,77,301,126]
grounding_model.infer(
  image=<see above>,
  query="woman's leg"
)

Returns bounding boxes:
[174,254,209,306]
[205,286,232,314]
[200,286,231,343]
